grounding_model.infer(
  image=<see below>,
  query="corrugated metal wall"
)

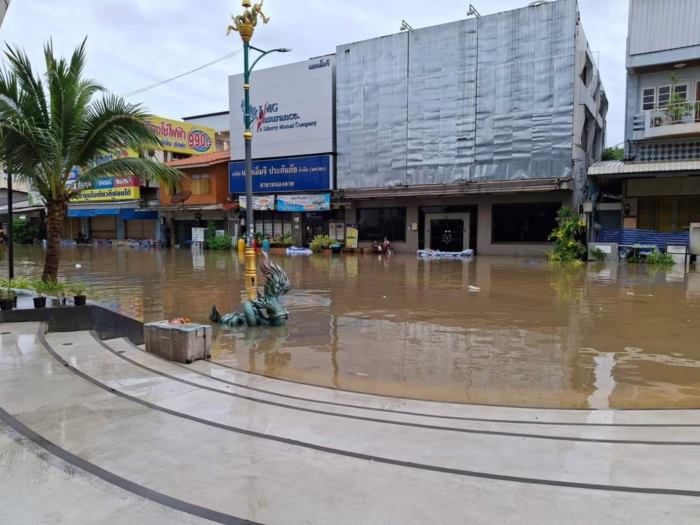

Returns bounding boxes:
[336,0,578,190]
[629,0,700,57]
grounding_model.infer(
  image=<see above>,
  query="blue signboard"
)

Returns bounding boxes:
[229,154,331,193]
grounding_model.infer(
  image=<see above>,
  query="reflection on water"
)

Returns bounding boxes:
[11,246,700,409]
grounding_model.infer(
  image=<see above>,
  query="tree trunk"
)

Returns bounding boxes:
[42,200,67,283]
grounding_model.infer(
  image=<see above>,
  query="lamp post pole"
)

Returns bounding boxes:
[228,0,289,300]
[243,40,256,300]
[7,169,13,280]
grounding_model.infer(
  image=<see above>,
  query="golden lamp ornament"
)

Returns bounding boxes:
[227,0,270,42]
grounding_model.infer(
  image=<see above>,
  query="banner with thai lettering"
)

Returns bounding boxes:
[145,116,216,156]
[68,149,141,202]
[276,193,331,212]
[70,176,141,202]
[238,195,275,211]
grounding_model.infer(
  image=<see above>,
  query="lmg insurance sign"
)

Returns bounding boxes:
[229,56,334,159]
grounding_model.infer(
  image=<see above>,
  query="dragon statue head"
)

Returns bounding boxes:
[212,252,292,328]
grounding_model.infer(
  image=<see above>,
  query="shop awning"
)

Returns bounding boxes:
[588,160,700,177]
[67,208,158,220]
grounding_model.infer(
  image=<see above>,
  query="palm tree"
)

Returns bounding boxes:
[0,40,180,282]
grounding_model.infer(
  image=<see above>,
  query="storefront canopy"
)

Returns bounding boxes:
[67,208,158,220]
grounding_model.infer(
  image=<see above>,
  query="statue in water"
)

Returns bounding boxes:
[211,253,291,328]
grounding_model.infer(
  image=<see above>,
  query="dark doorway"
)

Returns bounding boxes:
[430,219,464,251]
[303,213,327,245]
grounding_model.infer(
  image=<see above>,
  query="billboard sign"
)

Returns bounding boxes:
[70,176,141,202]
[229,155,332,194]
[145,116,216,156]
[238,195,275,211]
[276,193,331,212]
[229,56,334,159]
[68,149,141,202]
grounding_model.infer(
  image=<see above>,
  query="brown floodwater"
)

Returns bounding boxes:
[10,246,700,409]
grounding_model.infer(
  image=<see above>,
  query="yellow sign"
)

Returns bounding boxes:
[145,116,216,156]
[346,225,359,249]
[70,181,141,203]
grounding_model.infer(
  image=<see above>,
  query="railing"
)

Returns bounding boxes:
[649,101,700,128]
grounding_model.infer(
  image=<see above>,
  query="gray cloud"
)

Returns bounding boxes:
[1,0,628,144]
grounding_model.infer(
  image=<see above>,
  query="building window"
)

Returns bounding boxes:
[641,87,655,111]
[191,174,211,195]
[658,85,671,108]
[492,203,561,243]
[357,207,406,242]
[255,211,294,240]
[674,83,689,101]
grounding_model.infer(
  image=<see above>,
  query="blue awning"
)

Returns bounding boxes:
[67,208,158,220]
[68,208,120,218]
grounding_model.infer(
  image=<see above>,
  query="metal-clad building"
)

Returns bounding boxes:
[336,0,606,255]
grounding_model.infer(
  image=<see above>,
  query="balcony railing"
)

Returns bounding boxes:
[649,101,700,128]
[635,101,700,139]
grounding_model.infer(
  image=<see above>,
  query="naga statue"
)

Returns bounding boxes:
[211,253,291,328]
[226,0,270,37]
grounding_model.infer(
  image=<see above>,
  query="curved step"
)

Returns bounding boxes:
[0,417,208,524]
[121,336,700,427]
[1,323,699,524]
[100,336,700,442]
[43,330,700,492]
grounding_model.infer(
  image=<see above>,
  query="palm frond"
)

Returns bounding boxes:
[71,95,163,172]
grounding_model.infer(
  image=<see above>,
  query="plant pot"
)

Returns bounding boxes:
[330,244,343,254]
[33,296,47,309]
[0,299,14,311]
[73,295,87,306]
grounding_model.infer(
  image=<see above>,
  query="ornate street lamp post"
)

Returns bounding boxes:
[227,0,289,300]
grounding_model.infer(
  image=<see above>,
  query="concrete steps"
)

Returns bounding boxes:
[0,322,699,523]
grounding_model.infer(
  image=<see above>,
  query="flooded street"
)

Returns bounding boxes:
[11,246,700,409]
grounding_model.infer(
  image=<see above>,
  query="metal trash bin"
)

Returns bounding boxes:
[144,321,212,364]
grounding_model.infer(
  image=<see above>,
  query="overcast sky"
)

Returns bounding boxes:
[0,0,628,146]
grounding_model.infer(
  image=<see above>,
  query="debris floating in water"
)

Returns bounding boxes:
[75,264,82,269]
[468,286,481,293]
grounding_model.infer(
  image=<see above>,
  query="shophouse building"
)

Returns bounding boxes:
[228,55,340,247]
[65,116,216,243]
[336,0,605,255]
[590,0,700,250]
[160,150,233,246]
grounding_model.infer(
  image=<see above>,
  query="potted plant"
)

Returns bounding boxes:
[30,280,48,309]
[70,282,88,306]
[310,234,333,253]
[0,288,16,311]
[32,279,64,308]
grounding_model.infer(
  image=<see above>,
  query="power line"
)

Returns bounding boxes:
[123,50,243,98]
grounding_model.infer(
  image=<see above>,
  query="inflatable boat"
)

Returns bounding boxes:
[286,246,313,256]
[417,249,474,258]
